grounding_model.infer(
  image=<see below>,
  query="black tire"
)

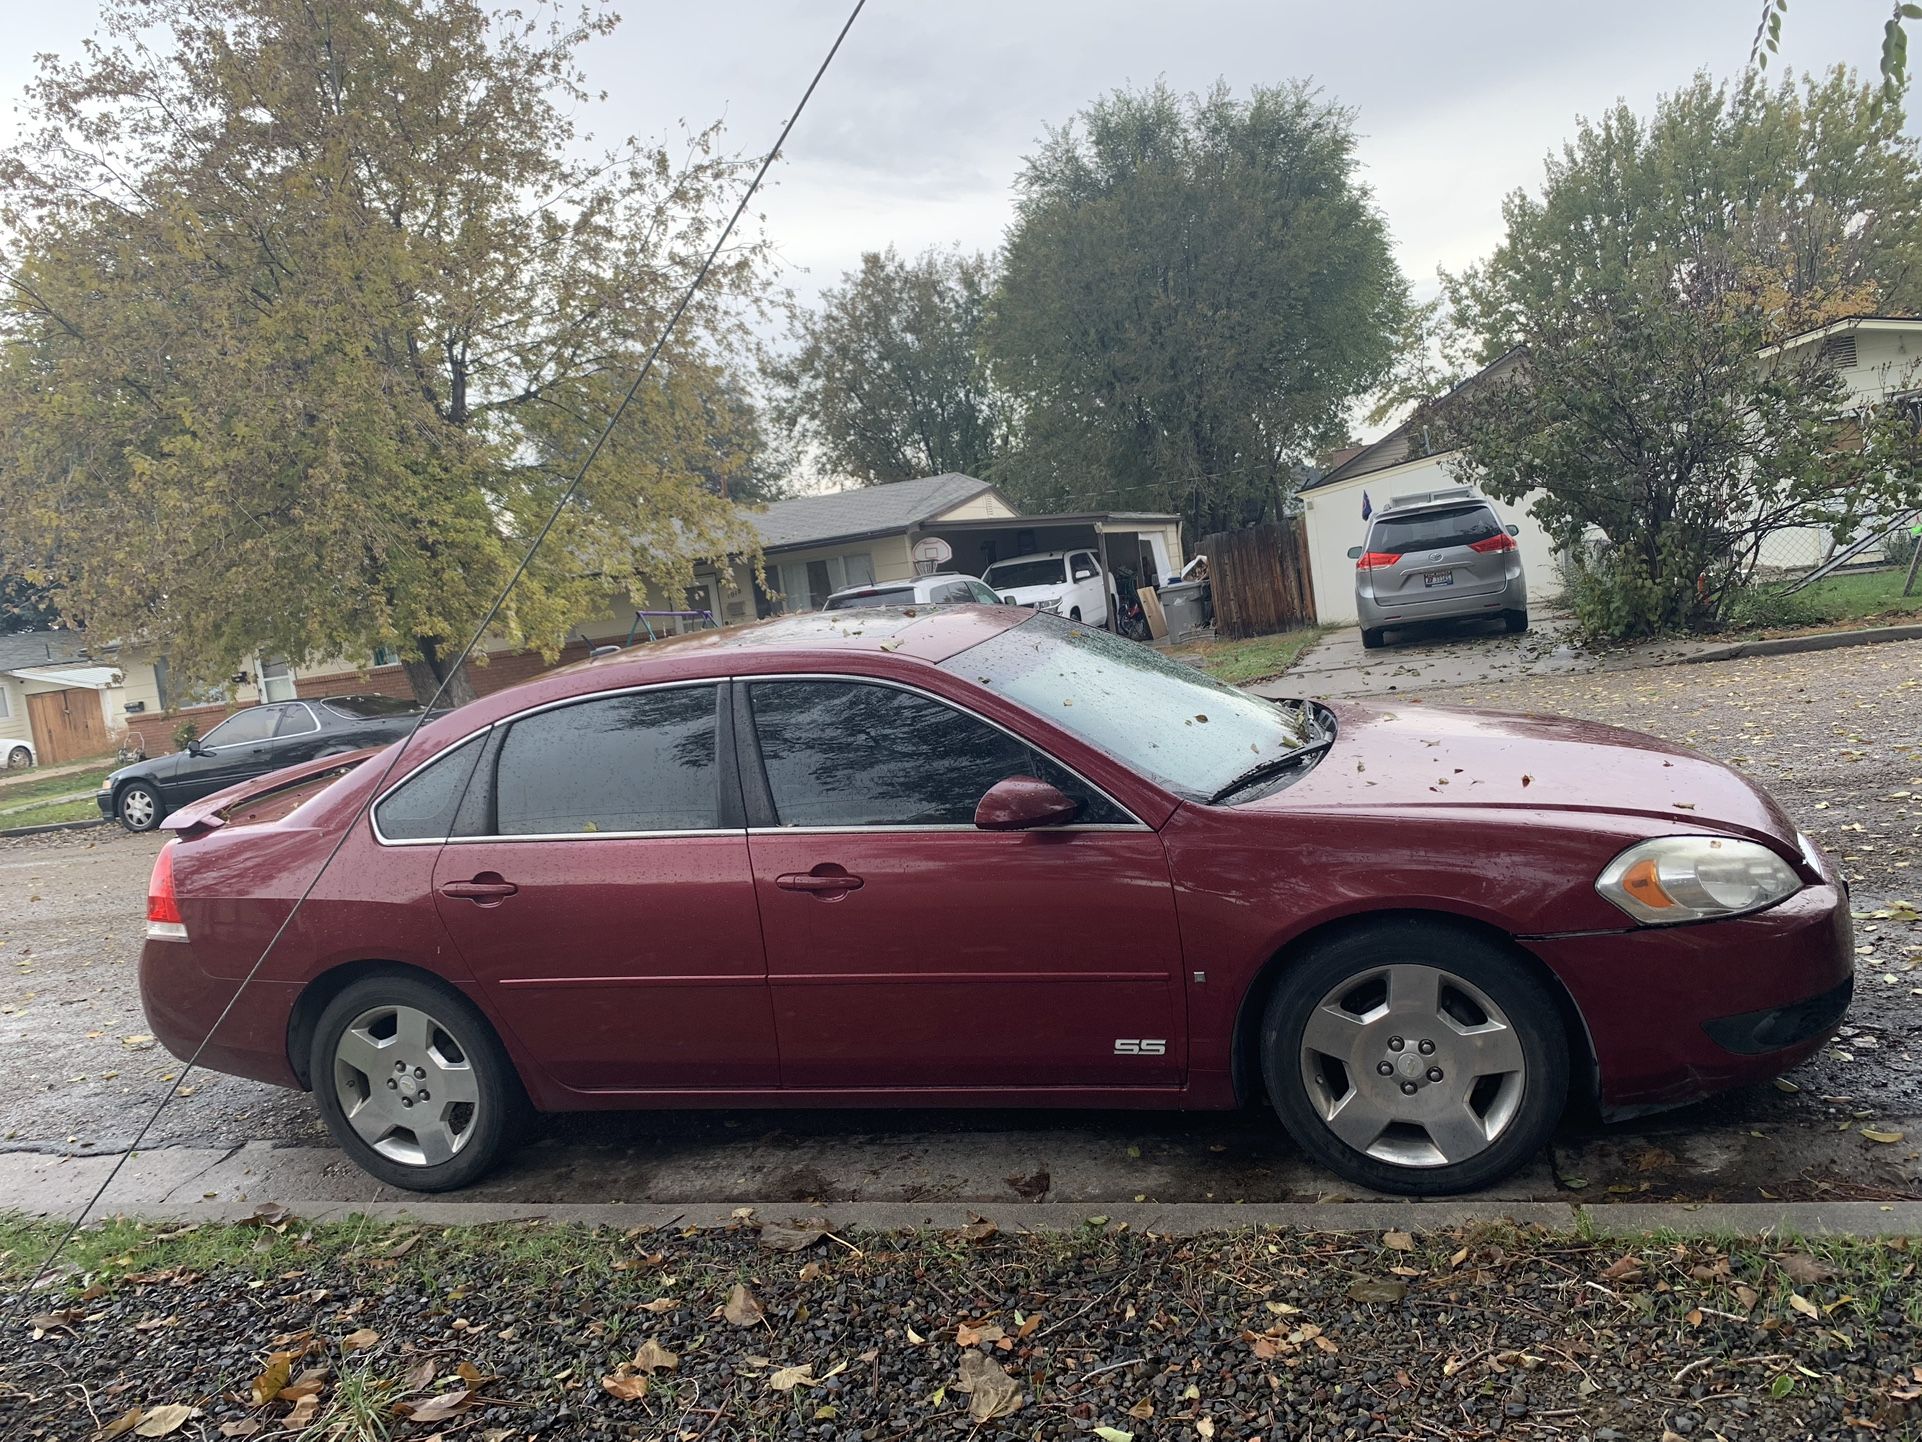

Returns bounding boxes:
[1069,607,1082,622]
[1504,608,1529,634]
[116,782,165,833]
[1360,627,1385,650]
[309,971,528,1192]
[1258,921,1568,1196]
[5,745,31,770]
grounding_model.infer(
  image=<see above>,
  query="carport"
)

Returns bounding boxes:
[908,511,1184,626]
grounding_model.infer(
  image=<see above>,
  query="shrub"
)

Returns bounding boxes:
[171,720,199,751]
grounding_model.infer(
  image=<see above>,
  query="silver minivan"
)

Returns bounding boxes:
[1348,488,1527,649]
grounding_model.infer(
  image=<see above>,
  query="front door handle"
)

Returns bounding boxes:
[775,867,863,897]
[440,876,519,903]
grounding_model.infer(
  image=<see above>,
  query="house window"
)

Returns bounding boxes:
[372,645,400,667]
[771,553,874,614]
[258,656,297,702]
[0,686,10,719]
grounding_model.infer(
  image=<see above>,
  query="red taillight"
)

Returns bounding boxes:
[1354,551,1400,570]
[1468,533,1517,554]
[147,840,183,928]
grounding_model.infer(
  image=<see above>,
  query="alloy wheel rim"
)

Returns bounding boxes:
[122,790,155,827]
[332,1004,480,1167]
[1298,962,1526,1169]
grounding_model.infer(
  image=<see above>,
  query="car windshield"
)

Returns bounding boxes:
[985,558,1066,589]
[1368,503,1501,555]
[824,586,917,610]
[942,612,1311,800]
[322,695,425,719]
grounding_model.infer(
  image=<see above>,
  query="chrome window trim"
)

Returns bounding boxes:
[277,702,321,738]
[740,671,1148,831]
[370,678,724,847]
[744,823,1145,835]
[200,702,306,751]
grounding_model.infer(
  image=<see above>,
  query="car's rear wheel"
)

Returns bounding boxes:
[5,745,31,770]
[1360,627,1385,650]
[310,973,527,1192]
[116,782,164,832]
[1069,606,1082,622]
[1259,922,1567,1195]
[1504,608,1529,634]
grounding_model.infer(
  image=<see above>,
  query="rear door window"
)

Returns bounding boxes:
[747,680,1128,828]
[494,686,720,835]
[1368,504,1501,555]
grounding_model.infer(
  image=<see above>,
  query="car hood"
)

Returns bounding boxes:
[110,752,188,785]
[1261,700,1800,850]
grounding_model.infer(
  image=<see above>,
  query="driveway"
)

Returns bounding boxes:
[1253,610,1724,701]
[2,629,1918,1219]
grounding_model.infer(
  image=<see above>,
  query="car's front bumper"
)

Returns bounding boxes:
[1526,883,1853,1117]
[96,790,114,820]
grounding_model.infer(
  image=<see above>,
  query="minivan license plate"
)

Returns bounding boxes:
[1423,571,1454,588]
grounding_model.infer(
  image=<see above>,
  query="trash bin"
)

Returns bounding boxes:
[1157,580,1206,639]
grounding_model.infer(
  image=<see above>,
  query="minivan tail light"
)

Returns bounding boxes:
[1354,552,1399,570]
[147,840,188,940]
[1468,533,1517,554]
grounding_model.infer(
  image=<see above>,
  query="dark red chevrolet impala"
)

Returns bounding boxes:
[138,606,1852,1194]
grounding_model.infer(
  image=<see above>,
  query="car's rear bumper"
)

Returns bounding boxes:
[1357,571,1526,628]
[1525,883,1853,1117]
[139,938,302,1089]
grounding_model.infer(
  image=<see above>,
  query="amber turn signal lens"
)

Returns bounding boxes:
[1620,857,1674,910]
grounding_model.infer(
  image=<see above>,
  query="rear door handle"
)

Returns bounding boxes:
[775,871,863,895]
[439,877,519,902]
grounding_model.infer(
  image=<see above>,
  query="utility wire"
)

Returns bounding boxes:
[9,0,871,1311]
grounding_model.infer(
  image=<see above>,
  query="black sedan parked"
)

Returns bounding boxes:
[100,695,436,831]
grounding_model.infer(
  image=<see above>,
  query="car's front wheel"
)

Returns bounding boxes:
[116,782,164,832]
[1260,922,1568,1195]
[310,972,527,1191]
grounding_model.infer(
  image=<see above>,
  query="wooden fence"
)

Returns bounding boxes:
[1201,518,1318,639]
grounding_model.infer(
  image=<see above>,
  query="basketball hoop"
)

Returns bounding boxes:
[911,535,954,576]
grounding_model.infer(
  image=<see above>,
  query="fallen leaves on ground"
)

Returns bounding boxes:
[723,1283,764,1327]
[131,1405,197,1437]
[955,1348,1022,1421]
[757,1218,831,1253]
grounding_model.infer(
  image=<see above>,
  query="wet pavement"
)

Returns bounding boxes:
[0,640,1918,1216]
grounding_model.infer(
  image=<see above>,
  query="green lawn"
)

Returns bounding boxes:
[1792,565,1922,623]
[0,795,103,829]
[0,760,115,805]
[1166,626,1324,685]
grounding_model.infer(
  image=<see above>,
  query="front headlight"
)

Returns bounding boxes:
[1035,597,1062,613]
[1596,836,1801,925]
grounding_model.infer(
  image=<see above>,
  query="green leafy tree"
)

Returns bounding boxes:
[985,80,1407,538]
[0,0,776,704]
[1437,70,1922,637]
[769,246,1010,485]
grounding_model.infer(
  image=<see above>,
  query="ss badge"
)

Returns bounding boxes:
[1113,1038,1167,1056]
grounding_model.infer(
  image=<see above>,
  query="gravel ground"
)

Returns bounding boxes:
[5,1214,1922,1441]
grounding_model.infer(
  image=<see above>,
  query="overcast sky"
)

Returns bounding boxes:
[3,0,1912,441]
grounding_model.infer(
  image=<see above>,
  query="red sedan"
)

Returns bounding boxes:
[138,606,1852,1194]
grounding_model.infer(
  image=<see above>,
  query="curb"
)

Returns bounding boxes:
[1683,621,1922,664]
[0,817,111,839]
[32,1197,1922,1238]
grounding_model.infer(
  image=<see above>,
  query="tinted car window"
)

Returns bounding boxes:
[1368,504,1501,555]
[374,733,489,841]
[967,580,1001,605]
[202,708,277,747]
[985,558,1066,589]
[932,581,972,603]
[824,586,915,611]
[749,680,1126,827]
[273,706,318,738]
[495,686,718,835]
[325,695,425,719]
